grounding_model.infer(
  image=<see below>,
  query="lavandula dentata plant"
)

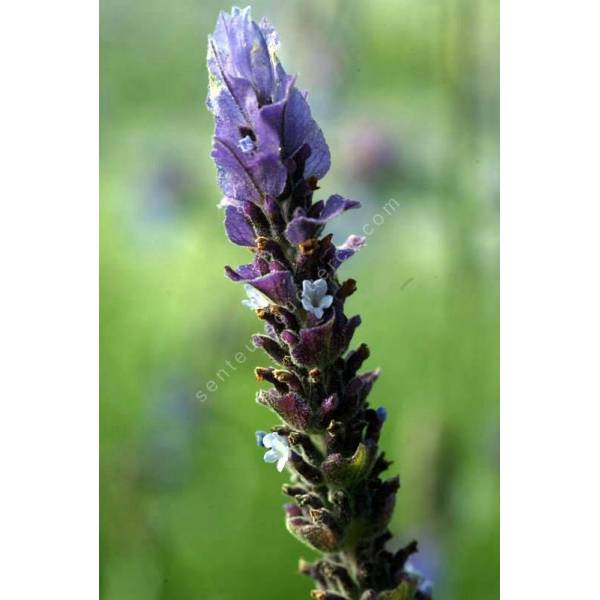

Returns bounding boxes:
[206,8,432,600]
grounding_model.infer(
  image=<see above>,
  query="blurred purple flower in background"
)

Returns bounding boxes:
[139,375,201,490]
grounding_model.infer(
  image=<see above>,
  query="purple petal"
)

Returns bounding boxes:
[220,8,274,104]
[304,124,331,181]
[224,256,268,282]
[246,21,275,103]
[225,260,297,306]
[207,35,258,124]
[212,113,287,202]
[285,194,361,244]
[287,311,358,369]
[211,136,263,204]
[284,213,321,245]
[268,260,288,272]
[281,87,313,159]
[209,8,274,106]
[257,18,294,101]
[250,270,297,305]
[292,315,335,367]
[224,204,255,246]
[283,89,331,180]
[261,86,331,181]
[320,194,361,219]
[334,234,367,267]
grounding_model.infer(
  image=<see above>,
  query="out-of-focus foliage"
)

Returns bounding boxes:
[100,0,499,599]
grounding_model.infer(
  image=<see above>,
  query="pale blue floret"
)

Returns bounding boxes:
[300,279,333,319]
[404,563,433,595]
[419,580,434,595]
[262,432,290,472]
[242,284,270,309]
[255,430,267,447]
[238,135,256,153]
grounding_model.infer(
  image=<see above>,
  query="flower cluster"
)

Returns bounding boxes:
[206,7,431,599]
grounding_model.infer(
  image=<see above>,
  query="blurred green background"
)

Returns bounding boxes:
[100,0,499,598]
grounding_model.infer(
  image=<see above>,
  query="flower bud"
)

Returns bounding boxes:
[298,559,328,588]
[270,305,299,329]
[322,441,377,488]
[282,483,307,497]
[319,561,358,598]
[255,307,284,332]
[329,489,352,524]
[273,369,304,392]
[392,540,418,575]
[286,516,341,553]
[369,476,400,535]
[284,503,302,518]
[280,329,299,346]
[325,420,345,453]
[241,202,271,238]
[255,367,288,393]
[318,394,339,425]
[308,507,344,539]
[255,236,289,264]
[289,451,324,485]
[371,452,394,478]
[296,493,324,510]
[337,278,358,299]
[253,335,287,363]
[344,343,370,378]
[256,389,312,431]
[287,431,323,465]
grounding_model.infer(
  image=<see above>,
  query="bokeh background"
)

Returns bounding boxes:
[100,0,499,598]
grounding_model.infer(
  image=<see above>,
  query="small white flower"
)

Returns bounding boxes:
[301,278,333,319]
[242,284,270,310]
[262,432,290,472]
[238,135,256,153]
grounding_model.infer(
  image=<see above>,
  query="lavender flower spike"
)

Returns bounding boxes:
[206,7,431,599]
